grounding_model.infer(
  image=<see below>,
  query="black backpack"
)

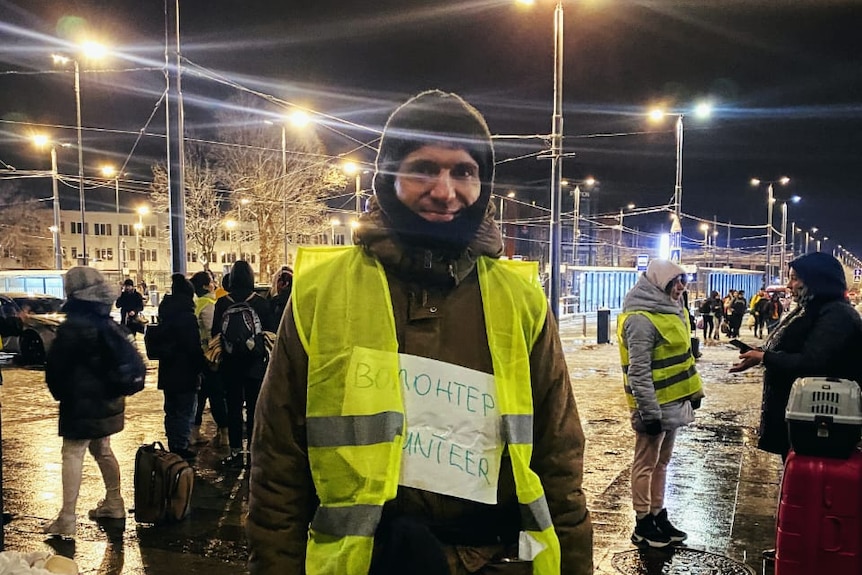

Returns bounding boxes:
[220,294,264,357]
[99,320,146,396]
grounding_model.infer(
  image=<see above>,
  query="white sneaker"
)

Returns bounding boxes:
[88,498,126,519]
[43,513,76,536]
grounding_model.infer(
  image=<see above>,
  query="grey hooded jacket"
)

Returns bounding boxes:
[619,275,702,432]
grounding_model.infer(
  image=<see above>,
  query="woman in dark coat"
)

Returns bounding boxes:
[156,273,205,460]
[731,252,862,458]
[44,267,129,537]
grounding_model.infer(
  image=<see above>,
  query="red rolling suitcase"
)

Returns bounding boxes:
[776,449,862,574]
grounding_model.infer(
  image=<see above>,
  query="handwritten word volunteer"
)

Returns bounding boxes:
[399,369,496,416]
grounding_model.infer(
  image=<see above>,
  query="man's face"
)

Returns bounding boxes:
[394,145,481,223]
[124,284,134,292]
[787,268,805,301]
[669,276,687,301]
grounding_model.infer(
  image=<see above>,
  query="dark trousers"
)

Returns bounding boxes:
[701,315,714,340]
[164,391,198,452]
[194,369,228,428]
[225,376,262,451]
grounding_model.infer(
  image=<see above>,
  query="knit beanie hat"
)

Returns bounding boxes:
[123,278,135,287]
[373,89,495,250]
[789,252,846,299]
[170,273,195,298]
[645,259,687,291]
[65,266,114,305]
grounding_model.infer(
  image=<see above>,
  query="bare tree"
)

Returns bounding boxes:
[213,93,346,279]
[149,142,222,272]
[0,183,53,269]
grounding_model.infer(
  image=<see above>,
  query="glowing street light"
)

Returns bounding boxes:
[779,195,801,283]
[52,40,107,265]
[751,176,790,282]
[649,101,713,263]
[343,161,369,215]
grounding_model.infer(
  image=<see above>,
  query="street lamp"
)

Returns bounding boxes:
[563,177,596,266]
[268,109,314,264]
[101,165,123,275]
[617,203,635,266]
[224,219,238,262]
[700,223,710,248]
[648,102,712,263]
[52,41,107,266]
[32,135,64,269]
[805,227,818,254]
[237,197,250,258]
[779,195,801,283]
[518,0,565,317]
[750,176,790,283]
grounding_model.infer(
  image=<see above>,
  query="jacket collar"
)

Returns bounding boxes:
[354,197,503,287]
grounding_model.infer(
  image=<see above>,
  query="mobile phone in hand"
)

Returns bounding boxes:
[728,339,753,353]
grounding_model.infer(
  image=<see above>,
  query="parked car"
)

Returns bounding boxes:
[0,292,65,365]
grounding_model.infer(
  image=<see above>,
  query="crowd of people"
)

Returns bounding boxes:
[24,88,862,574]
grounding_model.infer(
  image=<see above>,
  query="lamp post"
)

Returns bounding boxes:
[32,135,63,269]
[135,205,149,283]
[751,176,790,283]
[101,165,122,275]
[270,110,312,264]
[519,0,565,315]
[564,177,596,266]
[237,197,250,258]
[649,103,712,264]
[53,43,106,265]
[617,203,635,267]
[779,196,801,283]
[225,219,237,262]
[805,227,818,254]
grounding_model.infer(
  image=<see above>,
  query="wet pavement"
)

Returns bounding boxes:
[0,322,782,574]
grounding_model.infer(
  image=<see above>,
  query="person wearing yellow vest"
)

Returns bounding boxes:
[617,259,704,549]
[247,90,593,575]
[190,270,228,447]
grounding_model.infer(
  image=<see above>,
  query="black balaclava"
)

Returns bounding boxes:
[373,90,495,251]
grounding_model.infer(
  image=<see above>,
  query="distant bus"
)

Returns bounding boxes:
[0,270,66,299]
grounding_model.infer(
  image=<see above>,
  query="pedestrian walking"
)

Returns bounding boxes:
[115,278,144,332]
[728,290,746,338]
[152,273,205,460]
[730,252,862,560]
[190,270,228,447]
[617,259,705,549]
[247,90,593,575]
[211,260,276,468]
[43,267,143,536]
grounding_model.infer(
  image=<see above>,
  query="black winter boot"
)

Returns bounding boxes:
[653,508,687,542]
[631,514,672,548]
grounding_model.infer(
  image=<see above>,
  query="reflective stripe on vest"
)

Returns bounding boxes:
[617,310,704,408]
[294,246,562,575]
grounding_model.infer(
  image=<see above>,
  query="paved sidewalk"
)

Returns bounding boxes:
[0,323,781,574]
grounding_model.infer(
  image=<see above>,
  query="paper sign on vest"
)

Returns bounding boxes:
[398,353,502,504]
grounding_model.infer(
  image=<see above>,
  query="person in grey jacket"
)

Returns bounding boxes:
[617,259,704,549]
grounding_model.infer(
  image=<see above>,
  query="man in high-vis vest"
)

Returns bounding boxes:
[248,90,593,575]
[617,259,704,549]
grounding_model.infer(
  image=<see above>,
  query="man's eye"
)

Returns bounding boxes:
[451,164,478,179]
[405,161,441,177]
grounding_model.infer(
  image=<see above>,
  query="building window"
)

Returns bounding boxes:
[94,223,110,236]
[71,222,83,235]
[71,247,78,259]
[119,224,133,237]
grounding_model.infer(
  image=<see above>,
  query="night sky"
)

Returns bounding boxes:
[1,0,860,255]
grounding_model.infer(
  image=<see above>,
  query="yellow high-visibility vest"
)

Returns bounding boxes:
[617,310,703,408]
[294,246,562,575]
[194,293,216,349]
